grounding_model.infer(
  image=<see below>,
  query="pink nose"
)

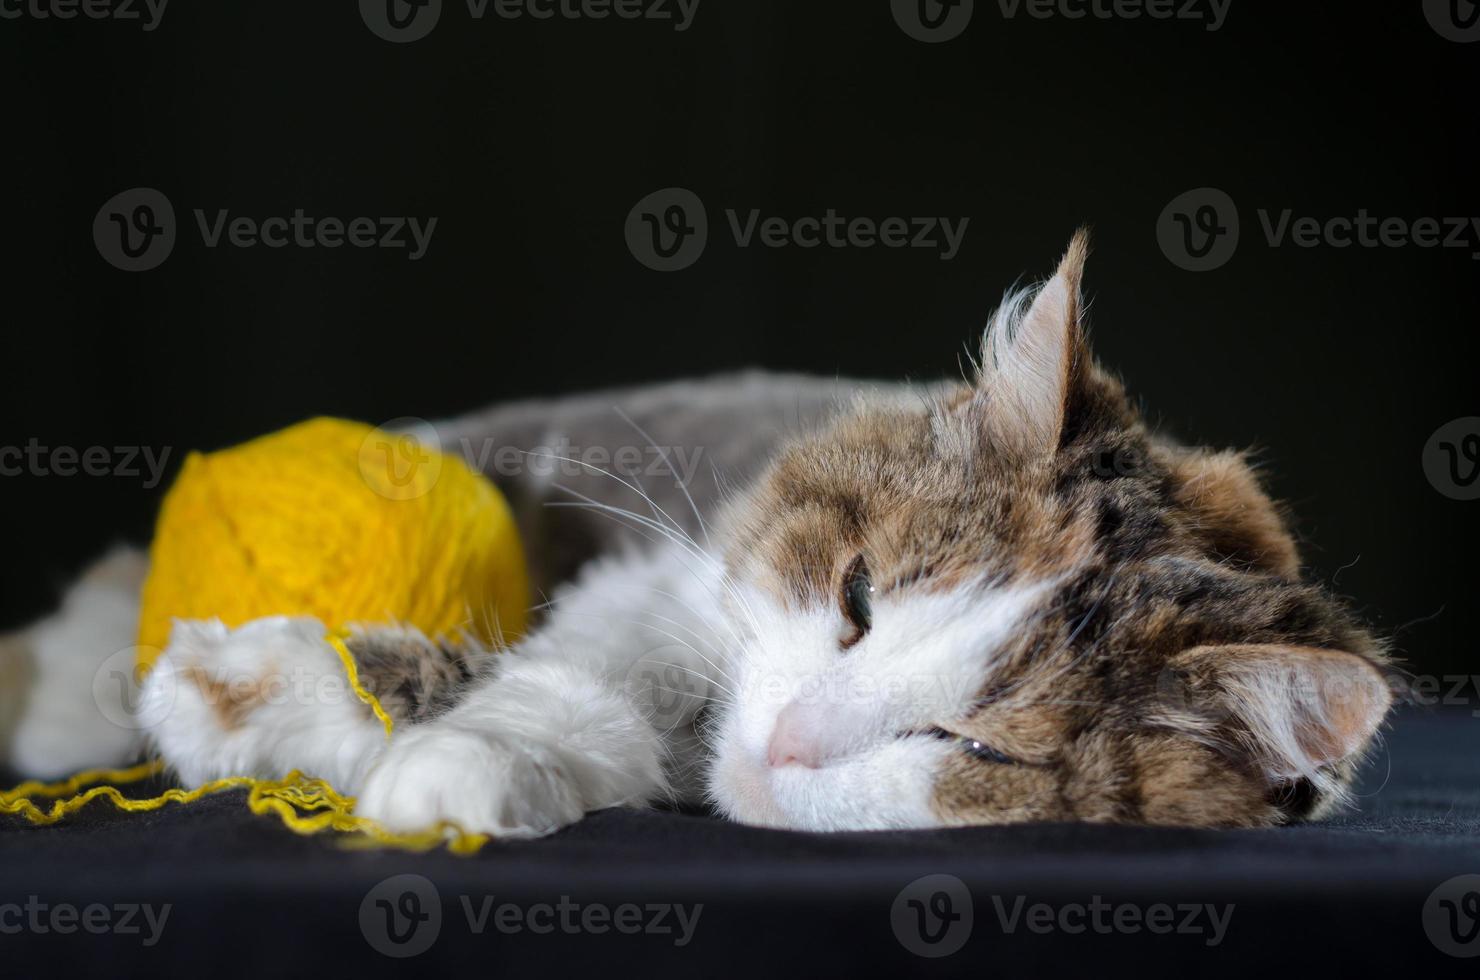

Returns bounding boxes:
[767,702,823,768]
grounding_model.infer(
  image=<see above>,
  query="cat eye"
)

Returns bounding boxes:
[839,555,874,647]
[922,726,1020,765]
[962,739,1019,766]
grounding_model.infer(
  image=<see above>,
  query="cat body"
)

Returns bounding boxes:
[4,236,1394,836]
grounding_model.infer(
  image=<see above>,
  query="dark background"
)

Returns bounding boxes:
[1,1,1475,680]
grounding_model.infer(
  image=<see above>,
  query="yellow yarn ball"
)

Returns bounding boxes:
[136,417,528,670]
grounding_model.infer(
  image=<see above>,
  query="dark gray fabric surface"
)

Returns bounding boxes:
[1,707,1476,977]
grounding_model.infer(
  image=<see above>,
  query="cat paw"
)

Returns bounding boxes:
[354,723,586,839]
[143,616,389,789]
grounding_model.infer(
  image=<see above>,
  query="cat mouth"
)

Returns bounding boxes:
[734,733,952,832]
[766,726,953,772]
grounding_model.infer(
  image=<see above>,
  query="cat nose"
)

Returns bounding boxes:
[767,702,824,768]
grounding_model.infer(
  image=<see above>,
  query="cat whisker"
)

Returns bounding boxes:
[533,604,741,701]
[542,598,740,690]
[631,612,740,688]
[641,661,736,707]
[545,491,766,643]
[546,493,714,573]
[519,449,696,547]
[612,404,713,552]
[572,580,752,679]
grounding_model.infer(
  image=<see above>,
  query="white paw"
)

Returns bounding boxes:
[354,723,587,839]
[143,616,388,789]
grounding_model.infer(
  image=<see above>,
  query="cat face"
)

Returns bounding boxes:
[706,233,1392,831]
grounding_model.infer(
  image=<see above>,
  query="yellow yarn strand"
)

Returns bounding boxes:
[326,629,395,741]
[0,764,256,826]
[1,759,166,802]
[0,632,489,855]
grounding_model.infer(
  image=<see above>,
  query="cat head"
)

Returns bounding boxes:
[706,231,1393,830]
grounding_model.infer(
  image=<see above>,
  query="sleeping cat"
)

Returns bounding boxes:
[3,233,1395,836]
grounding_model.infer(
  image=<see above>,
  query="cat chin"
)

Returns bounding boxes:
[707,734,950,832]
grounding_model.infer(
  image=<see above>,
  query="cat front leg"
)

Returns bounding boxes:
[355,542,729,837]
[353,657,666,837]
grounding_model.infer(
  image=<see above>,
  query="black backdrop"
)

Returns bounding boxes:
[2,1,1476,679]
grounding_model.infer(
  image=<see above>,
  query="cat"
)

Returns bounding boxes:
[2,232,1395,836]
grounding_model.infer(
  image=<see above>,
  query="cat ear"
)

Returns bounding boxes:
[1169,450,1301,578]
[1161,643,1392,785]
[976,230,1090,458]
